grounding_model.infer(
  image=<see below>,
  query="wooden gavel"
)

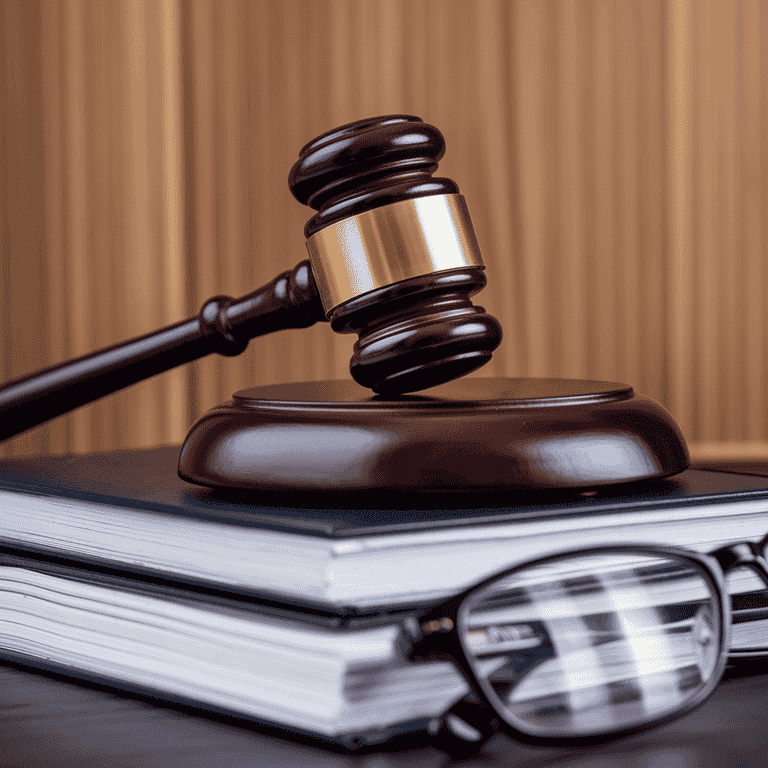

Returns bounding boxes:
[0,115,502,442]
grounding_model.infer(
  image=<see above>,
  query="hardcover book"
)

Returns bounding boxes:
[0,447,767,744]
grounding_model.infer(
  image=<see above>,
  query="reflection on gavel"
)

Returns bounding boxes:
[0,115,502,442]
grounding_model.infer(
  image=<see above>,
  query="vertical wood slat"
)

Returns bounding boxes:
[0,0,50,457]
[1,0,768,458]
[473,0,519,377]
[39,0,66,455]
[614,2,642,392]
[740,0,766,442]
[62,0,90,450]
[509,0,554,378]
[121,0,158,449]
[692,0,718,444]
[186,0,217,418]
[666,0,696,437]
[637,1,668,405]
[159,0,187,445]
[83,1,112,450]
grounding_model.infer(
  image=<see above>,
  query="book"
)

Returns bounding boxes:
[0,550,466,746]
[0,446,767,745]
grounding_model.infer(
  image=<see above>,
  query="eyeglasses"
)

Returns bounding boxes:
[403,537,768,754]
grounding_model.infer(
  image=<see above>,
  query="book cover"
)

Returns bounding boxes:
[2,447,768,609]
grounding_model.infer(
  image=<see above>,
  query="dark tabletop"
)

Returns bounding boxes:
[2,663,767,768]
[2,459,768,768]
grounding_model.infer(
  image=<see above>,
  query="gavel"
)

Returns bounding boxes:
[0,115,502,442]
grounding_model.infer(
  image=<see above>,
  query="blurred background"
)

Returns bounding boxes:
[1,0,766,460]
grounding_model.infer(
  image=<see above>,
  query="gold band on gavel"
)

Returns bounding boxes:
[305,194,485,313]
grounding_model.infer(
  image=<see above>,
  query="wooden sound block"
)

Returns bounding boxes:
[178,378,689,493]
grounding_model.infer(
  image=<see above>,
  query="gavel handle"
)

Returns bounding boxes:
[0,261,325,442]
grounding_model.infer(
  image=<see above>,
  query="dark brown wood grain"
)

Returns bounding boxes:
[179,378,689,492]
[288,114,460,237]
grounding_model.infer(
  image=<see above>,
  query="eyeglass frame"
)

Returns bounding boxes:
[402,537,768,750]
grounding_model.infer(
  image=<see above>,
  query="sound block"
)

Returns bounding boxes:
[178,378,689,493]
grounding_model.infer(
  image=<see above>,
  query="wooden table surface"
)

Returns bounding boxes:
[2,460,767,768]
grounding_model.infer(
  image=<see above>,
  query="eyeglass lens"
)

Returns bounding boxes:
[459,552,721,737]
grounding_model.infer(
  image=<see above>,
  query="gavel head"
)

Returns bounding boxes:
[288,115,502,396]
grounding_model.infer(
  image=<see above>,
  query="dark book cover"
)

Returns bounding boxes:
[1,446,768,538]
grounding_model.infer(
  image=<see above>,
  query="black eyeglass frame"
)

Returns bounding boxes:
[402,541,766,750]
[709,536,768,659]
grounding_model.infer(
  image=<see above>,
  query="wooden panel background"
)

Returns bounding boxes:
[1,0,766,459]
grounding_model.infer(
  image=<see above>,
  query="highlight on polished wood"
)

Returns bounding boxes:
[179,377,689,492]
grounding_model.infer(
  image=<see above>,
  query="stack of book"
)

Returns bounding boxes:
[0,446,767,747]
